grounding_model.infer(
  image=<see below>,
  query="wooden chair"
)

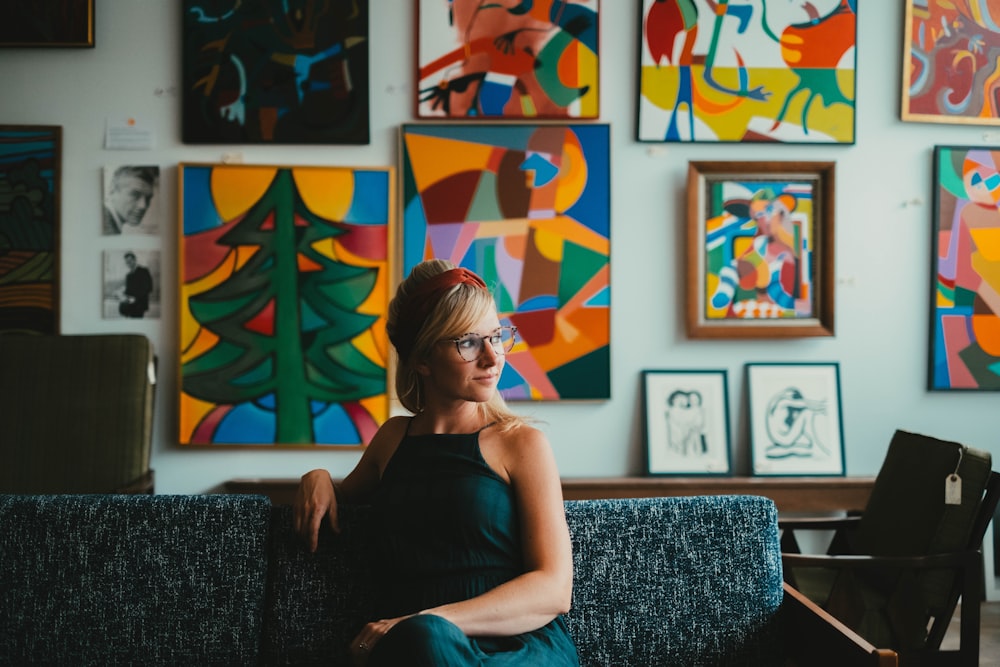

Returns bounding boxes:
[0,334,156,494]
[781,430,999,667]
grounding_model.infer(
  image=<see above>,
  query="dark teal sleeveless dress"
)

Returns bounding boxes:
[366,426,579,666]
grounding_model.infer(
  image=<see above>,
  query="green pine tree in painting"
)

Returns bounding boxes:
[183,168,384,444]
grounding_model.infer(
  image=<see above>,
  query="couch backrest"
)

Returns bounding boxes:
[262,495,786,667]
[262,504,376,666]
[0,494,271,667]
[564,495,785,666]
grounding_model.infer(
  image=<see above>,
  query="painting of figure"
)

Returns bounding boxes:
[746,362,845,476]
[643,370,731,475]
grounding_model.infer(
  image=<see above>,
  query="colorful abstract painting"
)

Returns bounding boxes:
[638,0,856,143]
[179,164,393,446]
[181,0,369,144]
[903,1,1000,126]
[0,125,60,334]
[416,0,599,119]
[400,123,610,400]
[703,179,816,320]
[930,147,1000,391]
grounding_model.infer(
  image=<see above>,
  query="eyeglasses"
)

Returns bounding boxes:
[445,326,518,362]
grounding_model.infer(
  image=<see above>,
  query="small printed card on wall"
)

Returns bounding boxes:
[642,369,731,476]
[102,249,160,321]
[745,362,845,476]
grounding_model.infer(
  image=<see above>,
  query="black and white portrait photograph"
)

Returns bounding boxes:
[102,164,160,235]
[103,249,160,319]
[642,369,731,476]
[746,362,845,476]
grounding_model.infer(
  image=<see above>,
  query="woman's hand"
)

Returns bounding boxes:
[292,469,338,552]
[348,615,412,666]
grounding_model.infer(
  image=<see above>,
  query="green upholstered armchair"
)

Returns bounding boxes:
[781,429,999,667]
[0,334,156,494]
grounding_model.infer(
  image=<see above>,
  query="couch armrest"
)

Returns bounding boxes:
[782,583,897,667]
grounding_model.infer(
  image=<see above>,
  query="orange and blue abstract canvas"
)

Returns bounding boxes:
[930,147,1000,390]
[416,0,599,119]
[638,0,856,143]
[400,123,610,400]
[179,164,393,445]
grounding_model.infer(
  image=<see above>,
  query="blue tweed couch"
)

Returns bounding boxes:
[0,494,894,666]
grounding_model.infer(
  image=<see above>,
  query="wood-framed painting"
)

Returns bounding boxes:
[902,1,1000,126]
[686,160,835,339]
[637,0,856,143]
[178,163,394,447]
[746,362,845,477]
[399,123,611,400]
[181,0,370,144]
[929,146,1000,390]
[0,125,61,334]
[0,0,94,48]
[415,0,600,119]
[642,369,731,476]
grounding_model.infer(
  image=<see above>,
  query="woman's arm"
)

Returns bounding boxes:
[292,416,408,551]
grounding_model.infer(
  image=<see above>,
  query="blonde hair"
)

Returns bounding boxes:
[387,259,523,431]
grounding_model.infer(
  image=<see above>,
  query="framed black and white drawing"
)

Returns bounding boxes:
[745,362,845,476]
[642,369,731,476]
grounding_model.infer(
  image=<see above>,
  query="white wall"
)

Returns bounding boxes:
[1,1,997,497]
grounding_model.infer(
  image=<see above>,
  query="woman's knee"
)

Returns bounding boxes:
[370,614,477,666]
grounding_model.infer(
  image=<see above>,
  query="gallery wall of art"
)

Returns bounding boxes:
[0,1,998,519]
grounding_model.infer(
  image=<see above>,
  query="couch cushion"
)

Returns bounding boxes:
[0,494,270,666]
[563,495,785,666]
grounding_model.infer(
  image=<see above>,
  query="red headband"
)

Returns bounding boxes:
[391,267,488,361]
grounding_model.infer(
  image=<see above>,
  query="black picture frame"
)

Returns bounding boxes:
[0,0,95,48]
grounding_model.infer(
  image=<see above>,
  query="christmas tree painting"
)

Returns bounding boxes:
[180,165,391,446]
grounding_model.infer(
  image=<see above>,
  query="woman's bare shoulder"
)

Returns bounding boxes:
[491,422,555,469]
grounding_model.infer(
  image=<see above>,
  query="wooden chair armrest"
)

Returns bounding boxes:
[779,515,860,554]
[782,550,979,571]
[782,582,897,667]
[779,515,861,530]
[113,470,155,495]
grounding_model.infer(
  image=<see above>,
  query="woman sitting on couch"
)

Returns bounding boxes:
[293,259,579,666]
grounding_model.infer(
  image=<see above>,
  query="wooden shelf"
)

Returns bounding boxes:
[224,476,875,514]
[561,476,875,513]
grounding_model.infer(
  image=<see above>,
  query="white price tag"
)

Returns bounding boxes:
[945,474,962,505]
